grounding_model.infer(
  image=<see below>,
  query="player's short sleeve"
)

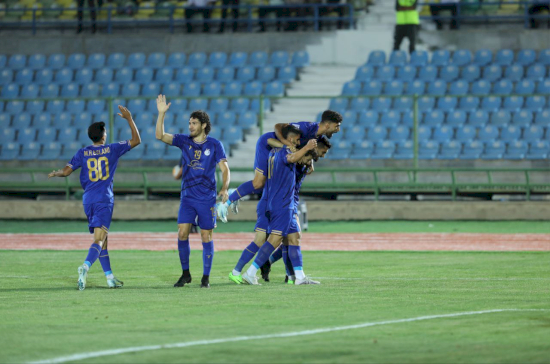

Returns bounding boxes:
[215,139,227,164]
[67,150,83,170]
[110,140,132,158]
[172,133,191,150]
[292,122,318,140]
[282,146,293,165]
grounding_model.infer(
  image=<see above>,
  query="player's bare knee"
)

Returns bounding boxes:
[177,224,191,240]
[288,232,301,246]
[200,229,212,242]
[253,232,267,247]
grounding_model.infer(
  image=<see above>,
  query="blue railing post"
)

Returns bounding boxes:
[32,8,36,35]
[314,4,319,31]
[169,5,175,33]
[247,4,252,32]
[107,5,112,34]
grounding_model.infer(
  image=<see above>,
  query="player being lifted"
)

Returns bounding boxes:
[217,110,343,221]
[155,95,230,289]
[48,106,141,290]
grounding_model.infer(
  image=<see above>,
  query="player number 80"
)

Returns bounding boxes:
[87,157,110,182]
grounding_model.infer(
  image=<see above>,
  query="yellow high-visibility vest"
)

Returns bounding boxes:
[396,0,419,25]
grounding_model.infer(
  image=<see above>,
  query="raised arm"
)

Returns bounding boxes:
[217,160,230,203]
[287,139,317,164]
[267,138,284,148]
[274,123,295,148]
[117,105,141,148]
[48,166,74,178]
[155,94,174,145]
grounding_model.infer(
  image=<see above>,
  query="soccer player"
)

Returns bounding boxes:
[242,138,319,286]
[228,125,304,284]
[217,110,342,219]
[47,106,141,290]
[155,95,230,289]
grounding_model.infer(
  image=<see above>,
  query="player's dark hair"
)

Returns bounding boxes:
[88,121,106,143]
[317,135,332,149]
[190,110,211,135]
[321,110,343,125]
[282,124,302,140]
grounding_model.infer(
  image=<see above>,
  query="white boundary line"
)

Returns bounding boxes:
[29,309,548,364]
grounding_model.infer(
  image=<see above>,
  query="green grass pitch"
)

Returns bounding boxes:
[1,250,549,363]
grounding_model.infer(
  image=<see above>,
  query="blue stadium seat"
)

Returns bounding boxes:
[61,83,79,98]
[203,82,221,96]
[482,65,502,82]
[127,53,146,69]
[142,143,165,160]
[12,114,32,130]
[128,99,146,113]
[350,141,374,159]
[15,69,33,85]
[250,98,271,112]
[458,96,480,111]
[74,68,93,85]
[236,66,255,82]
[6,101,25,115]
[342,81,361,95]
[537,79,550,94]
[389,125,409,141]
[489,110,511,126]
[174,67,193,84]
[410,50,428,66]
[8,54,27,70]
[212,67,233,83]
[516,49,536,66]
[21,84,39,99]
[384,80,404,95]
[18,127,36,142]
[482,141,505,159]
[394,141,413,159]
[372,141,395,159]
[115,68,133,84]
[122,82,140,97]
[237,112,257,129]
[47,54,65,70]
[136,112,153,126]
[3,84,20,98]
[380,110,401,127]
[182,82,201,97]
[418,65,438,82]
[0,113,10,127]
[439,140,462,159]
[167,52,186,69]
[230,98,250,113]
[291,51,309,67]
[147,52,166,69]
[456,125,476,142]
[366,125,386,141]
[327,142,351,160]
[361,80,382,95]
[67,53,86,69]
[405,80,425,95]
[481,96,502,111]
[95,68,113,85]
[525,96,546,111]
[527,64,547,81]
[418,96,435,111]
[33,113,51,128]
[393,96,413,111]
[81,83,100,97]
[358,110,379,126]
[495,49,514,66]
[446,110,467,127]
[478,125,499,142]
[56,113,73,129]
[223,81,243,96]
[0,69,13,85]
[512,110,533,127]
[227,52,246,68]
[389,50,407,65]
[439,65,459,82]
[502,96,524,111]
[436,96,457,111]
[101,82,119,97]
[471,80,491,95]
[277,66,296,83]
[375,65,395,82]
[107,53,126,69]
[536,48,550,65]
[330,98,349,111]
[349,97,370,112]
[224,126,244,145]
[450,80,469,95]
[207,52,227,68]
[367,50,386,66]
[527,140,549,159]
[256,66,274,82]
[492,79,513,95]
[75,112,91,127]
[505,140,528,159]
[211,99,230,113]
[473,49,492,66]
[26,100,45,114]
[461,141,484,159]
[0,128,16,143]
[0,142,20,160]
[40,84,59,98]
[163,82,180,97]
[86,53,105,70]
[248,51,267,67]
[135,68,154,84]
[396,65,416,82]
[155,67,174,84]
[500,125,522,143]
[265,81,284,96]
[402,111,417,126]
[371,97,392,111]
[504,64,524,82]
[142,83,160,97]
[124,146,144,160]
[423,110,445,126]
[419,140,440,159]
[37,128,57,143]
[460,65,481,82]
[66,100,85,114]
[60,142,84,160]
[452,50,472,66]
[431,50,450,66]
[195,67,214,83]
[270,51,289,67]
[46,100,64,115]
[87,100,106,115]
[515,80,535,95]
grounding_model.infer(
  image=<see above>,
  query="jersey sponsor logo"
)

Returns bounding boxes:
[204,149,210,156]
[187,160,205,170]
[291,123,300,128]
[119,141,126,145]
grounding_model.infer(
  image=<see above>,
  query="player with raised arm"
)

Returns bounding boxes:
[217,110,342,220]
[48,106,141,290]
[155,95,230,289]
[242,138,320,286]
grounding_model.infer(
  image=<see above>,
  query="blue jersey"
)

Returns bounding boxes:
[265,147,296,212]
[294,164,308,208]
[258,131,277,149]
[172,134,227,202]
[67,140,132,205]
[290,121,319,146]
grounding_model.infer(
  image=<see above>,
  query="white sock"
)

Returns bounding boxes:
[247,265,258,277]
[106,273,114,280]
[295,269,305,280]
[232,269,241,276]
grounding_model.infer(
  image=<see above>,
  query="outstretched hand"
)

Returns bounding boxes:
[48,170,60,178]
[218,189,229,203]
[117,105,132,120]
[157,94,171,113]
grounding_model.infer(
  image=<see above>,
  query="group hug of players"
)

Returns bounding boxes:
[48,94,342,290]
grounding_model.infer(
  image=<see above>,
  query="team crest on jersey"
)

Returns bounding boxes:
[205,149,211,156]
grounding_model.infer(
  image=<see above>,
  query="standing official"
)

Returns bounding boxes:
[394,0,419,54]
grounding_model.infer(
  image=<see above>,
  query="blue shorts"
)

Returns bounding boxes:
[83,203,114,234]
[254,199,268,233]
[253,138,270,177]
[178,196,216,230]
[267,209,300,237]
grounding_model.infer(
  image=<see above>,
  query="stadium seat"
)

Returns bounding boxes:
[135,68,154,84]
[527,140,549,159]
[536,79,550,94]
[203,82,221,97]
[366,125,386,141]
[60,83,79,98]
[375,65,395,82]
[478,125,499,142]
[389,125,409,141]
[450,80,469,95]
[277,66,297,84]
[218,111,237,127]
[0,69,13,86]
[0,142,20,160]
[418,96,435,111]
[128,99,146,113]
[86,53,106,70]
[147,52,166,69]
[33,113,51,128]
[361,80,382,95]
[525,96,546,111]
[418,65,438,82]
[114,68,133,84]
[504,64,524,82]
[47,54,65,70]
[481,96,502,111]
[74,68,93,85]
[327,142,351,160]
[162,82,180,97]
[384,80,404,95]
[15,69,33,85]
[40,84,59,98]
[393,141,413,159]
[107,53,126,69]
[516,49,537,66]
[247,51,267,67]
[403,111,415,126]
[270,51,289,67]
[66,100,86,114]
[456,125,476,142]
[405,80,425,95]
[265,81,284,96]
[224,126,244,144]
[419,140,440,159]
[372,141,395,159]
[358,110,379,126]
[237,112,257,129]
[500,125,522,143]
[515,80,535,95]
[67,54,86,69]
[235,66,254,83]
[440,65,459,82]
[342,81,361,95]
[26,100,45,115]
[452,50,472,66]
[495,49,514,66]
[122,82,140,97]
[461,141,484,159]
[393,97,413,111]
[473,49,492,66]
[57,113,74,129]
[46,100,64,115]
[437,96,457,111]
[431,50,450,66]
[397,65,416,82]
[380,110,400,127]
[371,97,392,112]
[230,98,250,113]
[101,83,119,97]
[367,50,386,66]
[492,79,513,95]
[446,110,467,127]
[223,81,243,97]
[0,128,16,143]
[439,140,462,159]
[503,96,524,111]
[489,110,512,126]
[206,52,227,68]
[8,54,27,70]
[173,67,193,84]
[410,50,428,66]
[250,98,271,112]
[471,80,491,95]
[93,68,112,85]
[142,83,160,97]
[182,82,201,97]
[504,140,528,159]
[330,98,349,111]
[350,141,374,159]
[81,83,100,98]
[291,51,310,68]
[13,113,32,129]
[482,141,505,159]
[423,110,445,126]
[127,53,146,69]
[17,126,35,143]
[460,65,481,82]
[195,67,214,83]
[527,64,547,81]
[0,112,10,126]
[59,142,83,160]
[87,100,106,115]
[389,50,407,66]
[155,67,174,84]
[21,84,39,99]
[36,127,57,143]
[167,52,186,69]
[537,49,550,65]
[511,110,533,127]
[458,96,480,111]
[482,65,502,82]
[214,67,234,83]
[227,52,246,68]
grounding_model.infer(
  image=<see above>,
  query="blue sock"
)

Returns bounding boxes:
[84,243,102,269]
[202,241,214,276]
[269,246,283,264]
[228,180,264,204]
[99,249,112,276]
[251,242,276,270]
[235,242,260,273]
[282,245,295,277]
[288,245,303,272]
[178,239,190,271]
